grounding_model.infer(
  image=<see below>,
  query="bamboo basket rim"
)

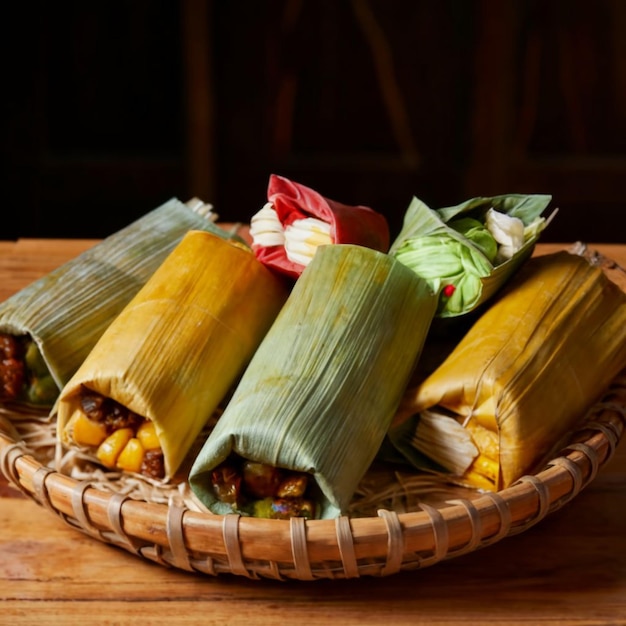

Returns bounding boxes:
[1,370,625,581]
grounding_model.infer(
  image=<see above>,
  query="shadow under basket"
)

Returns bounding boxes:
[1,369,625,581]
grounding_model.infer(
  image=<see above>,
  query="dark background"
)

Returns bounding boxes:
[3,0,626,242]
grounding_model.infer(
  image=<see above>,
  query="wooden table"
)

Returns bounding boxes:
[1,239,625,625]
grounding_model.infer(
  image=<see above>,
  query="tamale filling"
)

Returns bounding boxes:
[210,454,317,519]
[0,332,57,406]
[64,386,165,479]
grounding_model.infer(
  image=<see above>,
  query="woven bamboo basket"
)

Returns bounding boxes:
[1,246,625,581]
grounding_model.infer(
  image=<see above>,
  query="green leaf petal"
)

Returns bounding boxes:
[449,217,498,262]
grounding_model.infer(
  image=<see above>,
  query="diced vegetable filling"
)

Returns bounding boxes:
[0,332,58,405]
[211,455,316,519]
[70,387,165,479]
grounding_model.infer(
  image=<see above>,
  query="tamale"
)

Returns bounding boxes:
[389,194,553,317]
[56,230,288,481]
[188,244,437,519]
[0,198,241,412]
[250,174,390,279]
[388,251,626,491]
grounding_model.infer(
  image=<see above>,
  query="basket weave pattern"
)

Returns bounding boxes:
[1,372,625,581]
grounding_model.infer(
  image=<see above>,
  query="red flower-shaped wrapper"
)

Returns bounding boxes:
[250,174,390,279]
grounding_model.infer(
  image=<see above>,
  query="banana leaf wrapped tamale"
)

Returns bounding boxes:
[0,198,239,413]
[389,194,553,317]
[250,174,390,279]
[387,251,626,491]
[56,230,288,481]
[188,244,438,519]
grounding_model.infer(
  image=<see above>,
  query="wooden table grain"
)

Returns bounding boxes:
[1,239,625,626]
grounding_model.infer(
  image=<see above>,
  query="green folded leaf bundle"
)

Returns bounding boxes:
[189,244,438,519]
[388,251,626,490]
[389,194,552,317]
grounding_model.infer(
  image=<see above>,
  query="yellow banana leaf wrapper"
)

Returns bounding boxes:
[388,251,626,491]
[56,230,289,481]
[389,194,552,318]
[0,198,241,412]
[189,244,438,519]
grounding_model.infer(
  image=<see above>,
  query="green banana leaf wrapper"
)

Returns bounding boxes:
[389,194,552,318]
[189,244,438,519]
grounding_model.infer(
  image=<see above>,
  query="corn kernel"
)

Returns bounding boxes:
[96,428,134,469]
[136,420,160,450]
[116,437,145,474]
[71,413,108,447]
[463,452,499,487]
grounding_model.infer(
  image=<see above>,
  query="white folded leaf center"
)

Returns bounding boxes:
[250,203,286,247]
[251,202,333,266]
[485,208,529,262]
[284,218,333,266]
